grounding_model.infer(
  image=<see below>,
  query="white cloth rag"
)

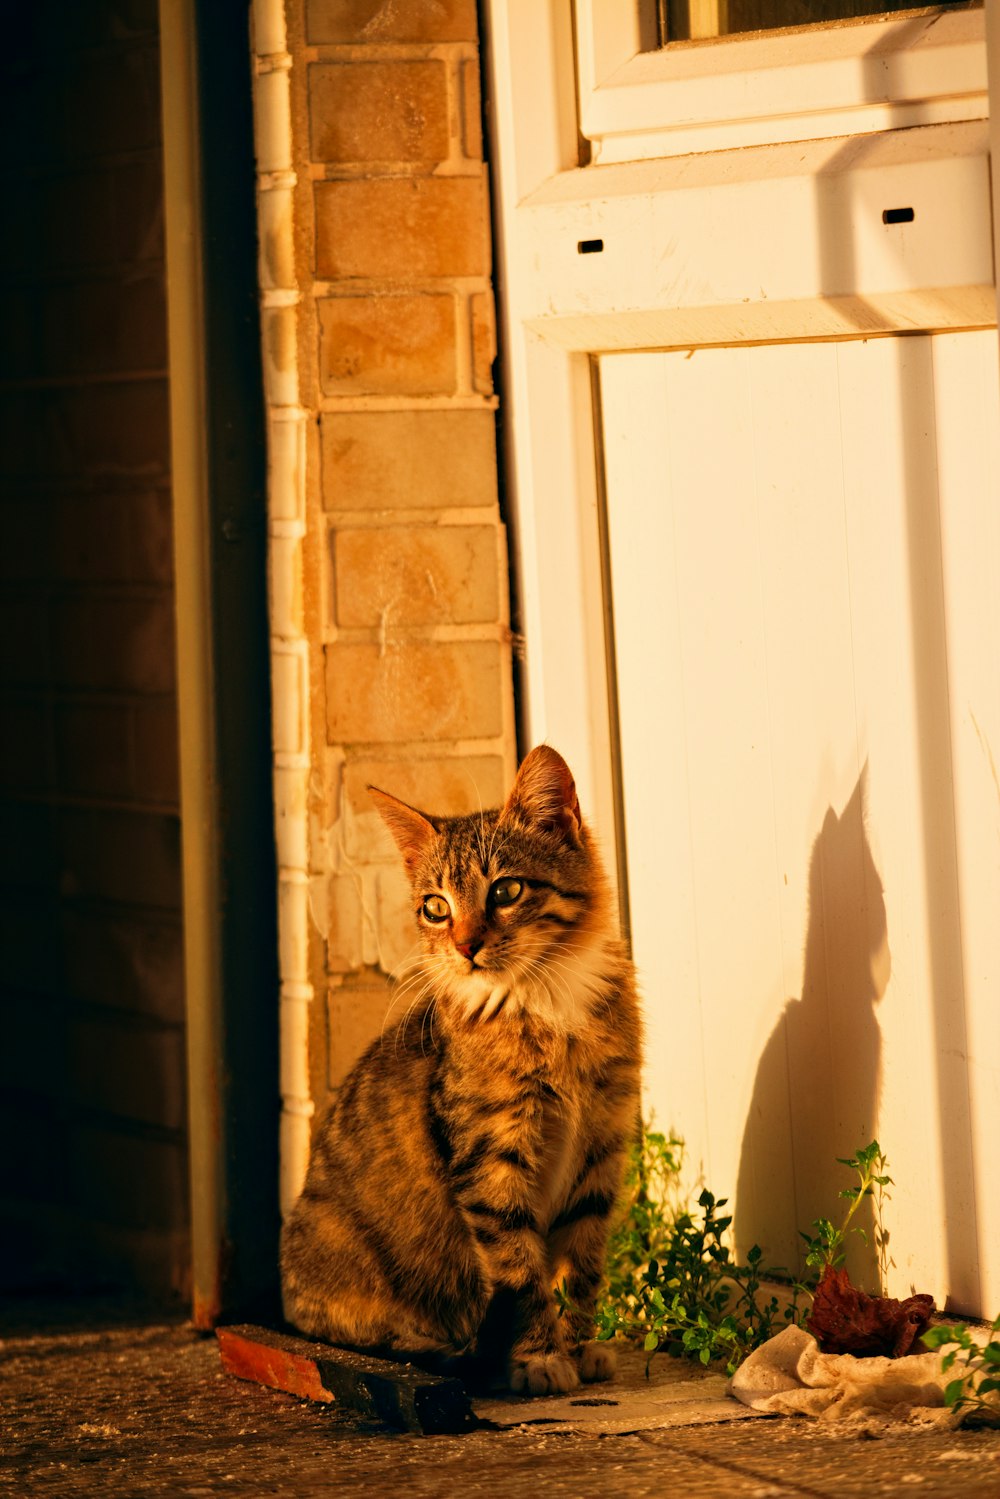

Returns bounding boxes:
[729,1324,995,1428]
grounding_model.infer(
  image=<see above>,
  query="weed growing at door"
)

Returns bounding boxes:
[583,1128,1000,1422]
[555,1126,810,1376]
[572,1128,897,1376]
[798,1139,893,1289]
[922,1316,1000,1425]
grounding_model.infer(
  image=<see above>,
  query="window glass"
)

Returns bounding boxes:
[659,0,971,44]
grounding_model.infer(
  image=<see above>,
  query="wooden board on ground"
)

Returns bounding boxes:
[216,1324,477,1436]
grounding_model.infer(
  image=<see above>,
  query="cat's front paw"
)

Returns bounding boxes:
[509,1351,581,1396]
[574,1339,616,1383]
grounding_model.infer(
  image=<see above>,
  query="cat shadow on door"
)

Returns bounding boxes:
[733,767,891,1288]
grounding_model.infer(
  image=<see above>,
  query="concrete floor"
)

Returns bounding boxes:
[2,1300,999,1498]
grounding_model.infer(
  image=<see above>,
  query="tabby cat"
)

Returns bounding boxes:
[280,745,642,1395]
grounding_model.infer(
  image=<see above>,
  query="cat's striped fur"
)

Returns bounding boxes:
[280,746,642,1395]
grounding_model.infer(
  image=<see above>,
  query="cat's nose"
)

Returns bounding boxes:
[455,938,481,961]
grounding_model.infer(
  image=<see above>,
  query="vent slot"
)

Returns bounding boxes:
[882,207,915,225]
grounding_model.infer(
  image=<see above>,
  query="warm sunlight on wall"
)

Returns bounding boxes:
[601,333,1000,1319]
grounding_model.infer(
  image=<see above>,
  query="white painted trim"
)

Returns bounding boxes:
[575,4,987,161]
[486,0,996,869]
[485,1,621,857]
[512,120,994,349]
[987,0,1000,339]
[250,0,315,1219]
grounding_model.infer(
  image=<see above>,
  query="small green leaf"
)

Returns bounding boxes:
[943,1378,967,1408]
[643,1330,660,1352]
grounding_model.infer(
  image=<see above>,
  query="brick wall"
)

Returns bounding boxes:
[254,0,516,1166]
[0,1,188,1296]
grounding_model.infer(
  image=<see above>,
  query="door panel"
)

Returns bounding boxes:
[601,333,1000,1310]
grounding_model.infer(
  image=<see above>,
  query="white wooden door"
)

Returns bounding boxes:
[601,334,1000,1311]
[487,0,1000,1316]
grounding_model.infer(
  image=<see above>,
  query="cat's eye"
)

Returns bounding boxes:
[421,894,450,922]
[490,878,524,908]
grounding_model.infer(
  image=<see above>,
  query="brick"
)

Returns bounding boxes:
[132,698,180,804]
[41,273,167,377]
[112,159,165,265]
[318,293,455,396]
[315,175,489,282]
[21,382,170,480]
[52,494,133,582]
[59,909,185,1023]
[327,872,364,974]
[5,288,41,380]
[374,866,416,974]
[0,394,36,479]
[7,490,173,587]
[0,595,50,686]
[12,0,160,55]
[340,752,506,862]
[325,639,504,743]
[309,61,449,165]
[306,0,478,44]
[0,899,182,1019]
[68,1123,188,1231]
[50,594,176,694]
[461,58,483,160]
[54,701,133,798]
[0,499,52,581]
[0,801,57,893]
[60,46,161,162]
[40,169,119,270]
[0,700,51,795]
[331,523,500,627]
[68,1013,187,1132]
[347,754,504,820]
[0,996,62,1101]
[326,971,393,1087]
[128,489,174,584]
[321,408,498,511]
[470,289,496,394]
[57,807,182,910]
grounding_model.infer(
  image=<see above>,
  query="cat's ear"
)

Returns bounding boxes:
[503,745,583,847]
[368,787,438,874]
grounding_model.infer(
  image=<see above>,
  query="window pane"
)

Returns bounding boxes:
[660,0,971,44]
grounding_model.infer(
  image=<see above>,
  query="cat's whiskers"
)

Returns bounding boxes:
[379,956,433,1044]
[389,965,439,1058]
[461,765,490,872]
[511,937,616,1031]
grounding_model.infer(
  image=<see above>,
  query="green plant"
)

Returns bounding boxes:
[578,1128,906,1378]
[799,1140,893,1289]
[922,1316,1000,1425]
[566,1129,807,1376]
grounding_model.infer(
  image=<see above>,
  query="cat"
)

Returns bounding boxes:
[280,745,642,1395]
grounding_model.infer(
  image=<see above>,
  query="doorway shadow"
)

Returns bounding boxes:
[734,767,890,1288]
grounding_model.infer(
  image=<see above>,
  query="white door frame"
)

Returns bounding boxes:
[485,0,999,875]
